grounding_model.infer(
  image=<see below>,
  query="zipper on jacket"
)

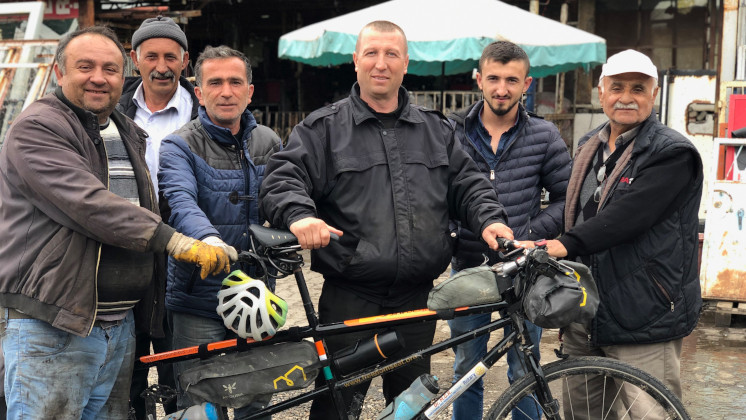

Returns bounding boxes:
[650,271,675,312]
[490,169,495,180]
[89,132,107,335]
[234,143,252,213]
[235,146,249,185]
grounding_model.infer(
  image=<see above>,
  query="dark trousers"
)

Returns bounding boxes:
[129,318,177,419]
[309,282,436,420]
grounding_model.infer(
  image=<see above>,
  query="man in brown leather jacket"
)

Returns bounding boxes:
[0,26,230,419]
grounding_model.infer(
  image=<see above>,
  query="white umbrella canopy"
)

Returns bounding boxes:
[278,0,606,77]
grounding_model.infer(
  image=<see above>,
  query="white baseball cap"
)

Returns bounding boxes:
[599,49,658,82]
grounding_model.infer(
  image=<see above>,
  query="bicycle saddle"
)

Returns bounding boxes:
[249,225,298,247]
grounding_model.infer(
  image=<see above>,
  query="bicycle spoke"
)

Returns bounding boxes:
[486,357,690,420]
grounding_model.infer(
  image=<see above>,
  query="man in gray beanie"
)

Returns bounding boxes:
[131,15,188,52]
[117,15,198,420]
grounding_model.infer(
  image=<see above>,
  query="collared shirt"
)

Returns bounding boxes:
[597,122,642,160]
[132,82,194,197]
[576,122,642,227]
[466,101,522,168]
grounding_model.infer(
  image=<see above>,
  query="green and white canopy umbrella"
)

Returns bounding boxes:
[278,0,606,78]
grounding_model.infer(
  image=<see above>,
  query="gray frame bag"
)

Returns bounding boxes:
[179,341,320,408]
[427,265,502,310]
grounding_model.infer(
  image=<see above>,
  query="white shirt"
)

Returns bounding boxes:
[132,82,194,198]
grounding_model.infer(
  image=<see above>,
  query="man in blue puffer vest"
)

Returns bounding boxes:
[158,45,281,419]
[448,41,571,420]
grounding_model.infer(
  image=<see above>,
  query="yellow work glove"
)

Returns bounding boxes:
[202,236,239,262]
[166,232,231,279]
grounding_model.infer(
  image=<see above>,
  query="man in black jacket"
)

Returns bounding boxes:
[260,21,513,420]
[116,16,197,418]
[544,49,703,417]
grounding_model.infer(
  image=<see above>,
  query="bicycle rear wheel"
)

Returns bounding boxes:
[485,356,689,420]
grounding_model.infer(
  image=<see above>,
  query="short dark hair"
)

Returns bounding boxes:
[356,20,408,54]
[194,45,252,87]
[55,26,126,75]
[479,41,530,75]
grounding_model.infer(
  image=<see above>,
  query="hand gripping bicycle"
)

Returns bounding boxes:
[138,225,691,420]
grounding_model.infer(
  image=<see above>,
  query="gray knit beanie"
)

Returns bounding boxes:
[131,16,188,51]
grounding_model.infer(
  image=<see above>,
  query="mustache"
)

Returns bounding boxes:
[149,70,176,81]
[614,101,639,110]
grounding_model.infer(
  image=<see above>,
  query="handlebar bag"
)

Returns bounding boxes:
[521,260,599,329]
[427,265,501,310]
[179,340,320,408]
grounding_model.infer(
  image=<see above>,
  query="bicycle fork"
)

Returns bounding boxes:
[524,348,561,420]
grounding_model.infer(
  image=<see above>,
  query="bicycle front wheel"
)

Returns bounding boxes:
[485,356,689,420]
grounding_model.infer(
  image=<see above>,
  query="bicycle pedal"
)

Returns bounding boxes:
[553,344,569,359]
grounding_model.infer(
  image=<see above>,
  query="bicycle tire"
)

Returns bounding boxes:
[485,356,690,420]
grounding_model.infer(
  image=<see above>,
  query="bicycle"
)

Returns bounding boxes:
[138,224,690,420]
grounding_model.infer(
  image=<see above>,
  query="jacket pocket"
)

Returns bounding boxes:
[604,264,671,331]
[646,265,675,313]
[341,237,385,279]
[402,149,449,168]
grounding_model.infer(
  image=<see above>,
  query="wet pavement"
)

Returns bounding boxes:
[680,319,746,418]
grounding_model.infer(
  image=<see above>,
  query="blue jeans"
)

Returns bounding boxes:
[170,310,271,420]
[449,313,543,420]
[2,309,135,420]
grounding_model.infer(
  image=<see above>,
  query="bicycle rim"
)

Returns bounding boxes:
[485,356,690,420]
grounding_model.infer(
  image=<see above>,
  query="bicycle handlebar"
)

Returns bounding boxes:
[496,237,521,251]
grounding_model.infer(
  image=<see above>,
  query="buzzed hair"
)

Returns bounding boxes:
[355,20,408,54]
[479,41,530,75]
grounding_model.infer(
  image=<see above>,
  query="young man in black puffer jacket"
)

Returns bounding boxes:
[447,41,571,420]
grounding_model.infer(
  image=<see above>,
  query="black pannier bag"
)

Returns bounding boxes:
[519,258,599,329]
[179,340,320,408]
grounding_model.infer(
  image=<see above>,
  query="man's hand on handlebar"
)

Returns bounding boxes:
[511,240,536,250]
[482,222,514,251]
[543,239,568,258]
[289,217,344,249]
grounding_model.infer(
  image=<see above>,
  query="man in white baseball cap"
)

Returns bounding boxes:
[596,49,660,143]
[543,49,703,417]
[599,48,659,83]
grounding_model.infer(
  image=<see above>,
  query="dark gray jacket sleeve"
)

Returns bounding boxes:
[259,122,322,228]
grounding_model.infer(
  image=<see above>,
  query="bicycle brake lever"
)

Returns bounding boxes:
[498,247,525,260]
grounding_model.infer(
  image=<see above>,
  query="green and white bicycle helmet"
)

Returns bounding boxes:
[217,270,288,341]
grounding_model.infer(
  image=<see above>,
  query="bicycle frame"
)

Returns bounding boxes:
[139,235,550,420]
